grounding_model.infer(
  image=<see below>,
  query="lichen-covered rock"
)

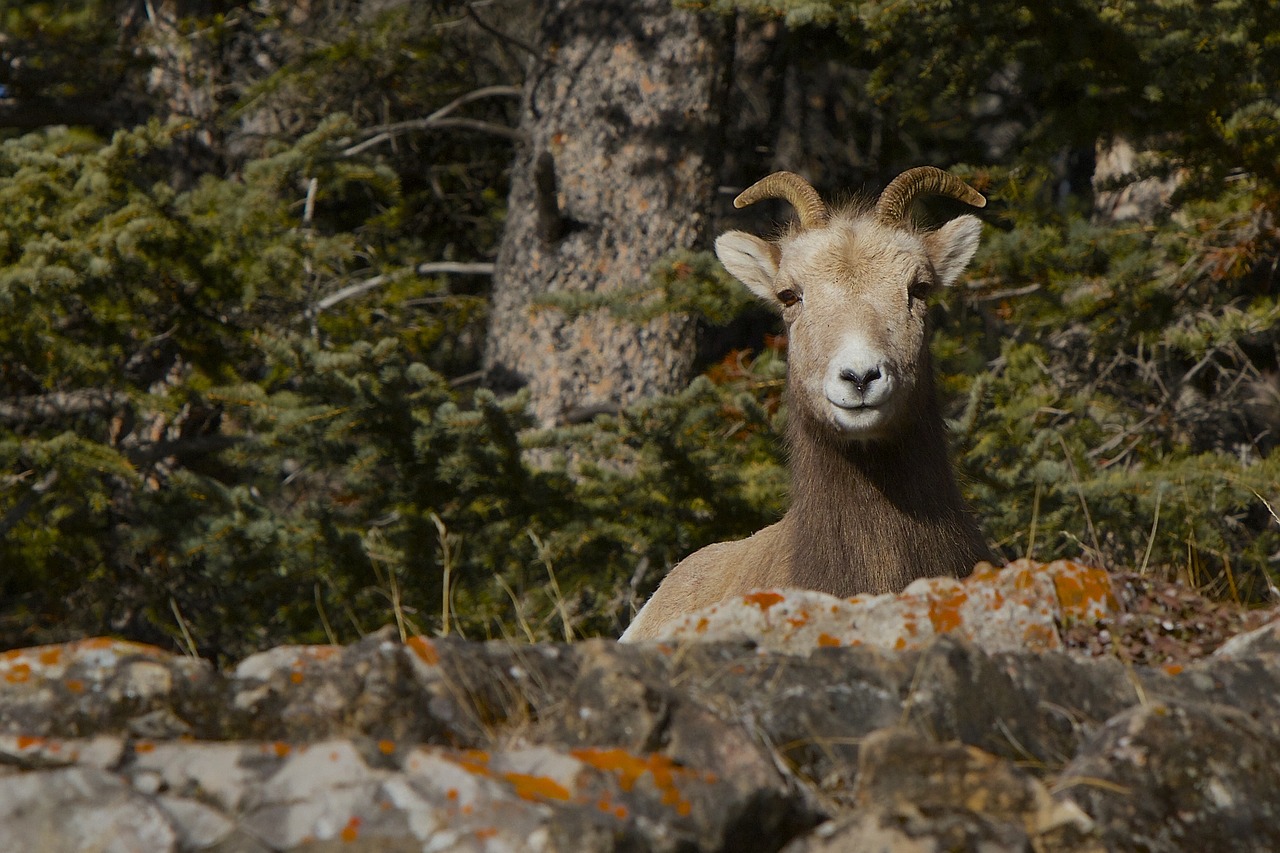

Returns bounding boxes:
[227,630,438,743]
[1056,699,1280,852]
[657,559,1116,654]
[784,728,1102,853]
[0,765,178,852]
[1,564,1280,852]
[1212,617,1280,659]
[0,637,218,739]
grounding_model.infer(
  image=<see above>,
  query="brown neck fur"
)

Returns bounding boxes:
[785,357,991,596]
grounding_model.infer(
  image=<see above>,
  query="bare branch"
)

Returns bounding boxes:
[464,3,540,59]
[342,85,524,156]
[315,262,495,312]
[0,470,58,538]
[0,390,131,424]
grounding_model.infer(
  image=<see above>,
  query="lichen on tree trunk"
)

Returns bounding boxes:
[484,0,732,426]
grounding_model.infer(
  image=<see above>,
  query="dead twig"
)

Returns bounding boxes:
[342,85,523,156]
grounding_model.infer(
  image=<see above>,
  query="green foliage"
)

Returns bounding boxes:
[939,171,1280,596]
[0,0,136,105]
[537,249,757,326]
[2,0,1279,661]
[0,121,785,658]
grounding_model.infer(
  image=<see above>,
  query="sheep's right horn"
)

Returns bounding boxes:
[734,171,828,229]
[876,166,986,226]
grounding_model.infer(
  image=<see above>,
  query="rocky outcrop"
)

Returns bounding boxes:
[656,559,1116,653]
[2,561,1279,851]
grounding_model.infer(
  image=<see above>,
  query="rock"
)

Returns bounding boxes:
[657,559,1115,654]
[1212,618,1280,659]
[1,561,1280,850]
[1056,699,1280,852]
[227,628,437,743]
[0,765,178,852]
[784,728,1101,853]
[0,637,218,738]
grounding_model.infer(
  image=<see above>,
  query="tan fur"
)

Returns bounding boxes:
[620,171,992,643]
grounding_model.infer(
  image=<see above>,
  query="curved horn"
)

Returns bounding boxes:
[734,171,828,229]
[875,166,986,226]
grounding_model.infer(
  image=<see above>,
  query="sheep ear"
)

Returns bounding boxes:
[715,231,780,303]
[921,214,982,287]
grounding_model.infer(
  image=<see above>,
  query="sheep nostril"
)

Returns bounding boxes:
[838,366,882,395]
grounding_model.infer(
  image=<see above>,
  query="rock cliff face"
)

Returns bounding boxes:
[2,561,1279,852]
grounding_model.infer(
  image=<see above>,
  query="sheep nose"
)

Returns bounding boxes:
[838,365,882,395]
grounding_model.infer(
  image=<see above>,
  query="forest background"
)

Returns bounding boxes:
[1,0,1278,662]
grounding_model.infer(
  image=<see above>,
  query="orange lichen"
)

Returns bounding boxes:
[1051,563,1117,617]
[64,679,85,693]
[134,741,155,753]
[695,617,709,634]
[37,648,61,666]
[572,748,649,792]
[928,589,969,634]
[455,749,492,777]
[406,636,439,665]
[571,748,701,817]
[340,816,361,842]
[474,828,497,840]
[817,633,841,648]
[378,740,396,755]
[1163,664,1184,676]
[743,591,785,611]
[272,741,292,757]
[16,735,42,750]
[1022,623,1060,650]
[504,772,572,802]
[5,663,31,684]
[289,672,304,685]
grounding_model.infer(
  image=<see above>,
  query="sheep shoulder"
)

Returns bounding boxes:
[619,519,792,642]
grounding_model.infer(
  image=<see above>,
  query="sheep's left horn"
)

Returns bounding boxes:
[734,171,828,229]
[876,166,986,226]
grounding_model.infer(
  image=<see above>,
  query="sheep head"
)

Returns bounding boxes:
[715,167,985,442]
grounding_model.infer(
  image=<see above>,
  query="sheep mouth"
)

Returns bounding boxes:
[829,398,879,411]
[826,397,891,430]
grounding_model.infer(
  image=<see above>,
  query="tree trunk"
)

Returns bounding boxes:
[484,0,732,426]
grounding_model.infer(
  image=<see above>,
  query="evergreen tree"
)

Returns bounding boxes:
[0,0,1276,659]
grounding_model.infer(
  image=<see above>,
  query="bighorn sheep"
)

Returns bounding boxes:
[620,167,993,642]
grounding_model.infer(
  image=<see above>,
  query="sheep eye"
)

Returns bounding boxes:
[907,278,933,303]
[777,288,802,307]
